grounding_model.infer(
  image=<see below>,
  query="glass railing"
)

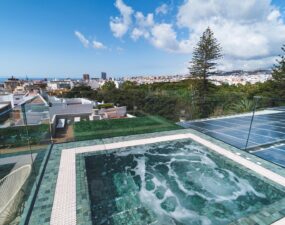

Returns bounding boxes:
[47,89,184,143]
[1,88,285,225]
[246,97,285,167]
[12,90,282,150]
[0,95,52,225]
[47,89,254,144]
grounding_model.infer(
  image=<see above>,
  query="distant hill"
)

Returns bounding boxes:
[216,70,272,76]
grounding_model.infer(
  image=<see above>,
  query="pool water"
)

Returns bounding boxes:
[85,139,285,225]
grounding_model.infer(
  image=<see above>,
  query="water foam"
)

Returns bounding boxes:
[87,139,284,225]
[133,155,211,225]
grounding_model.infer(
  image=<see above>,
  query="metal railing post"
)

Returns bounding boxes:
[244,96,260,151]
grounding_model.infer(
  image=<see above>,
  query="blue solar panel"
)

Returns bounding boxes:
[203,131,248,149]
[253,147,285,167]
[257,125,285,133]
[180,112,285,167]
[182,112,285,148]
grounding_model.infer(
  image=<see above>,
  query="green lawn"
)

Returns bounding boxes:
[74,116,182,141]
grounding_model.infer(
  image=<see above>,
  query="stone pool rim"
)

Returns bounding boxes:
[50,132,285,225]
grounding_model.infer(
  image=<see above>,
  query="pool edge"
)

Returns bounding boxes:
[50,132,285,225]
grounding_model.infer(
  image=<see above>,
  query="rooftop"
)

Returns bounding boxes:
[49,104,93,119]
[1,95,285,225]
[0,103,10,110]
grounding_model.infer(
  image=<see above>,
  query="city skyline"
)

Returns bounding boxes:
[0,0,285,78]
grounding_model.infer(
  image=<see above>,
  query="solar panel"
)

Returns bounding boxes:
[180,111,285,167]
[253,145,285,167]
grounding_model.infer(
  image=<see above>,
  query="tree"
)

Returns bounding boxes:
[190,27,222,94]
[63,85,96,99]
[229,98,254,113]
[272,45,285,97]
[101,81,116,91]
[121,81,137,90]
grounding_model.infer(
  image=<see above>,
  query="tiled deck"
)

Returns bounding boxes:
[26,129,285,225]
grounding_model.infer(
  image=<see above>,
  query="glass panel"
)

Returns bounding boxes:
[1,85,281,225]
[248,97,285,167]
[46,89,257,148]
[0,94,52,225]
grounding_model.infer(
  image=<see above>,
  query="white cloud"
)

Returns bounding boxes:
[74,31,107,50]
[218,56,278,71]
[176,0,285,61]
[267,9,281,22]
[135,12,154,27]
[92,40,106,49]
[147,23,193,53]
[131,12,154,40]
[110,0,134,38]
[74,31,89,48]
[130,12,193,53]
[155,4,168,15]
[109,0,285,70]
[177,0,275,27]
[131,28,146,40]
[150,24,179,51]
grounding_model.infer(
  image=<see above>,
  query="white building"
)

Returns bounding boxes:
[99,80,121,89]
[0,93,14,108]
[47,80,74,91]
[13,86,26,94]
[88,80,100,90]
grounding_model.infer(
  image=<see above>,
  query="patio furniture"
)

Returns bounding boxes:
[0,164,31,225]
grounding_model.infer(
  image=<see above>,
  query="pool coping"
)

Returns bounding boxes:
[50,132,285,225]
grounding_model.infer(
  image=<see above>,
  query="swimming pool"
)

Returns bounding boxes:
[85,139,285,225]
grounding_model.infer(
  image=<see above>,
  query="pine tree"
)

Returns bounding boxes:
[272,45,285,82]
[272,45,285,98]
[189,27,222,94]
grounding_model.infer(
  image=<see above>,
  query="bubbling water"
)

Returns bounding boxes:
[114,140,272,225]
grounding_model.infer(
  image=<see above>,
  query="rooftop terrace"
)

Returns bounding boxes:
[1,94,285,225]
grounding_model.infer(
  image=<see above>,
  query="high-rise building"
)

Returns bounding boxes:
[83,74,90,81]
[101,72,107,80]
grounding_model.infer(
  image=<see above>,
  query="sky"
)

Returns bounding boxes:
[0,0,285,78]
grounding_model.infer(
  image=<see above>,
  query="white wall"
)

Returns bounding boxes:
[0,94,14,107]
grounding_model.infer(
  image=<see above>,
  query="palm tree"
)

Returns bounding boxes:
[229,98,254,113]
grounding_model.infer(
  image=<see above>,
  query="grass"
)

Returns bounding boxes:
[74,116,182,141]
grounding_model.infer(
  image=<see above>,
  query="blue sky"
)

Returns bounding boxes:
[0,0,285,78]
